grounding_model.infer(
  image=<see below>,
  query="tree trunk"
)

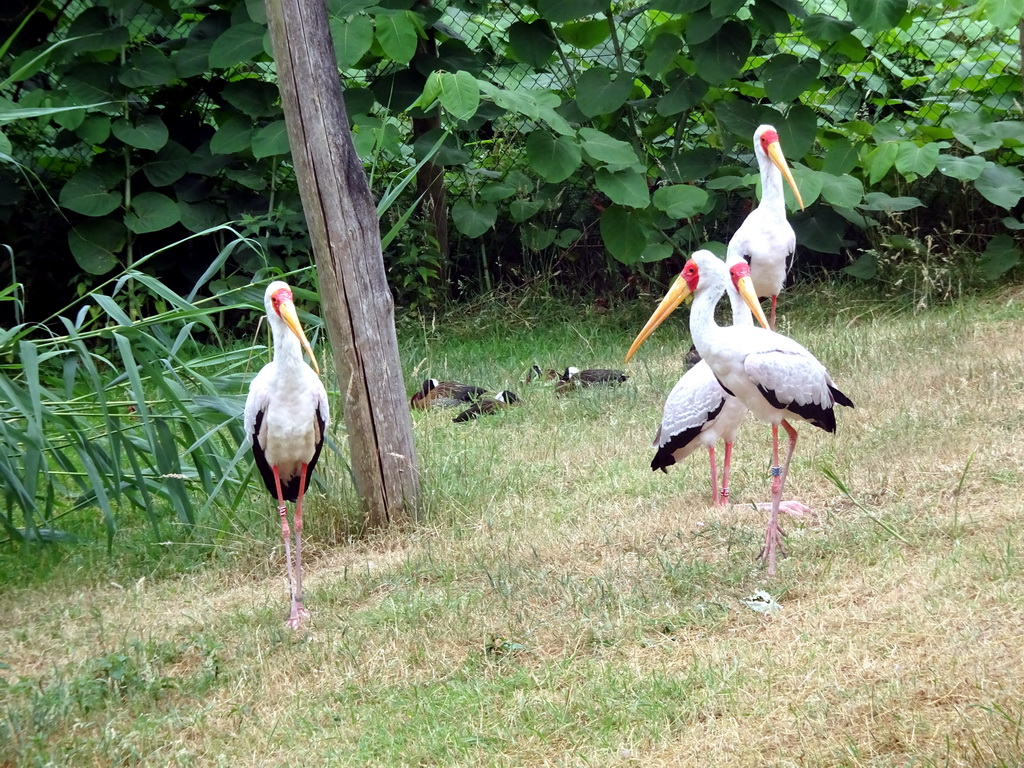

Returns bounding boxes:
[264,0,420,528]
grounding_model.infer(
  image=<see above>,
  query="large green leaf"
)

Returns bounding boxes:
[452,200,497,237]
[575,67,632,117]
[111,115,169,151]
[330,15,373,69]
[437,71,480,121]
[801,13,853,42]
[653,184,710,218]
[792,207,848,253]
[691,21,751,84]
[68,219,125,275]
[118,46,175,88]
[895,141,939,180]
[821,137,859,175]
[376,11,418,64]
[76,115,111,144]
[126,192,180,234]
[209,22,267,69]
[60,170,122,217]
[711,0,745,16]
[595,168,650,208]
[578,128,639,169]
[975,162,1024,209]
[558,19,609,48]
[685,9,725,44]
[252,120,290,159]
[535,0,608,23]
[865,141,899,185]
[526,131,581,183]
[817,172,863,208]
[210,114,254,155]
[222,80,280,118]
[858,192,923,213]
[847,0,907,33]
[143,141,192,186]
[979,234,1021,280]
[777,105,816,160]
[750,0,792,33]
[600,205,649,264]
[662,148,719,183]
[974,0,1024,28]
[649,0,708,11]
[179,201,226,233]
[936,154,986,182]
[656,73,708,117]
[508,20,558,68]
[762,54,819,103]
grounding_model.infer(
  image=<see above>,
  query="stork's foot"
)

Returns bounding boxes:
[758,520,786,577]
[285,602,309,630]
[754,500,812,517]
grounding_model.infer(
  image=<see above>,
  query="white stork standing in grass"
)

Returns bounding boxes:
[627,250,853,576]
[244,281,329,628]
[627,257,812,512]
[636,271,753,507]
[728,124,805,330]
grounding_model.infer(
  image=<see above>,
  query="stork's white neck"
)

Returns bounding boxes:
[269,313,305,371]
[757,149,786,214]
[689,272,731,359]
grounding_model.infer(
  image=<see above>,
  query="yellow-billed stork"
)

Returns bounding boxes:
[627,269,753,506]
[728,124,805,330]
[243,280,329,628]
[627,250,853,575]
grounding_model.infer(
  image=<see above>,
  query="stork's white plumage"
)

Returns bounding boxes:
[727,124,804,330]
[627,250,853,575]
[243,280,329,628]
[642,275,753,506]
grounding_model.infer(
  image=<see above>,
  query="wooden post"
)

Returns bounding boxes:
[264,0,420,528]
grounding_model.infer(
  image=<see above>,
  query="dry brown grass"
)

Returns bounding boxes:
[2,289,1023,767]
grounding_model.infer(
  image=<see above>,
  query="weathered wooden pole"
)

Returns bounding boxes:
[264,0,420,528]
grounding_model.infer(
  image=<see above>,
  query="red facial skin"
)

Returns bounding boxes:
[759,129,780,150]
[271,287,294,317]
[682,260,700,292]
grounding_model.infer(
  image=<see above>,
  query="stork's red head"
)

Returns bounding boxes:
[681,259,700,293]
[263,280,320,375]
[758,128,780,152]
[729,261,771,330]
[270,285,295,317]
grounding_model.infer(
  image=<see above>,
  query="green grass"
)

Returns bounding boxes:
[2,280,1024,766]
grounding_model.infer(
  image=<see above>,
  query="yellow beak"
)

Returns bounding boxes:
[625,274,693,363]
[734,273,772,331]
[278,299,321,375]
[766,141,805,211]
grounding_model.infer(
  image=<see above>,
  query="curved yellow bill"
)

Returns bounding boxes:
[625,274,693,363]
[766,141,805,211]
[734,273,771,331]
[278,299,321,375]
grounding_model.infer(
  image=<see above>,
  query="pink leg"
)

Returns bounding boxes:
[707,445,720,506]
[761,421,799,576]
[718,441,733,506]
[286,463,310,629]
[769,295,778,331]
[272,468,298,621]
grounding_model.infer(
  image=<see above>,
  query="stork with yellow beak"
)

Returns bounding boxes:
[727,124,805,330]
[626,251,852,575]
[244,281,330,628]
